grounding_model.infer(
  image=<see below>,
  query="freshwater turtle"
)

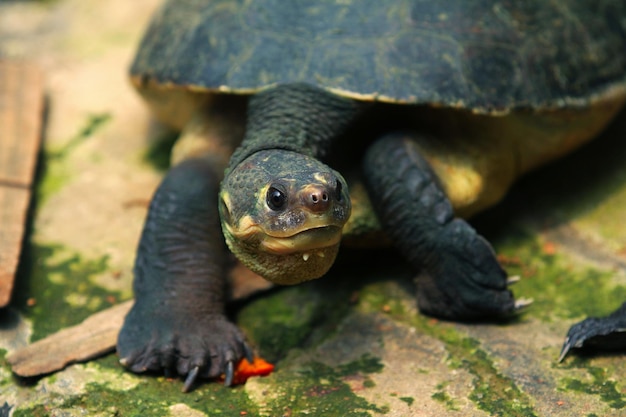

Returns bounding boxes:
[117,0,626,390]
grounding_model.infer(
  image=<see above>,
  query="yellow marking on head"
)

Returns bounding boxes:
[258,184,271,205]
[232,215,261,239]
[220,191,232,211]
[313,173,331,184]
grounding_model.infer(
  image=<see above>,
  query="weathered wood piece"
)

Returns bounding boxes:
[7,266,272,377]
[0,60,44,307]
[7,300,132,377]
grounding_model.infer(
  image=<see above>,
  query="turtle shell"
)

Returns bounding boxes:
[132,0,626,113]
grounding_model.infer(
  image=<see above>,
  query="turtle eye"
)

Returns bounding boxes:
[266,186,287,211]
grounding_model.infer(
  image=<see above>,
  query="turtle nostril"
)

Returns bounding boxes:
[310,191,328,205]
[304,186,331,212]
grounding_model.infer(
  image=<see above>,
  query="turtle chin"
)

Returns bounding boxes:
[243,243,341,285]
[223,226,342,285]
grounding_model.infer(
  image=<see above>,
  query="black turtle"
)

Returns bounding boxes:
[117,0,626,390]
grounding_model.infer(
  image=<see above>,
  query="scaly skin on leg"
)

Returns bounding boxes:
[117,158,252,391]
[363,133,521,320]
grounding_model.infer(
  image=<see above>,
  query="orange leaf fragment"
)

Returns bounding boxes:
[227,357,275,385]
[542,241,557,255]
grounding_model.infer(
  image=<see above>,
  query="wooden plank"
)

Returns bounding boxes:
[0,61,44,307]
[7,300,132,377]
[7,266,273,377]
[0,187,30,305]
[0,60,44,187]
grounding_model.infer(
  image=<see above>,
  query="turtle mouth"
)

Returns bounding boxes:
[259,225,342,255]
[223,212,345,256]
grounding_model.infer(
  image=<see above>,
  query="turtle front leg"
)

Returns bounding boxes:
[559,302,626,361]
[363,133,525,320]
[117,158,252,391]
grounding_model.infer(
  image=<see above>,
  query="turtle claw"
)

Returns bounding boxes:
[558,302,626,362]
[182,366,200,393]
[557,323,594,363]
[224,361,235,387]
[514,298,533,312]
[558,338,574,363]
[507,275,521,285]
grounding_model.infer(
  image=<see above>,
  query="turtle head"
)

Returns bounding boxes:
[219,150,351,285]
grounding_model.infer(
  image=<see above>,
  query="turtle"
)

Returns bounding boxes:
[117,0,626,391]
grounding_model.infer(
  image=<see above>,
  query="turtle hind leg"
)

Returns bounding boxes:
[362,132,522,321]
[559,302,626,362]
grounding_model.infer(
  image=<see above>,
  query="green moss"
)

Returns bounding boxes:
[354,276,411,333]
[559,360,626,409]
[238,287,315,362]
[358,282,537,416]
[48,113,112,160]
[0,349,10,388]
[37,113,112,205]
[92,350,125,372]
[431,381,459,411]
[257,355,387,416]
[142,131,178,172]
[399,396,414,406]
[14,243,120,342]
[336,354,384,375]
[82,382,256,416]
[431,390,448,402]
[363,379,376,388]
[358,283,407,316]
[493,230,626,321]
[36,158,71,206]
[15,377,259,417]
[15,355,386,416]
[237,280,353,362]
[431,390,456,409]
[450,335,536,416]
[13,393,65,417]
[454,335,533,415]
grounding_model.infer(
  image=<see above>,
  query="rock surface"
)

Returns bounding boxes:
[1,1,625,416]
